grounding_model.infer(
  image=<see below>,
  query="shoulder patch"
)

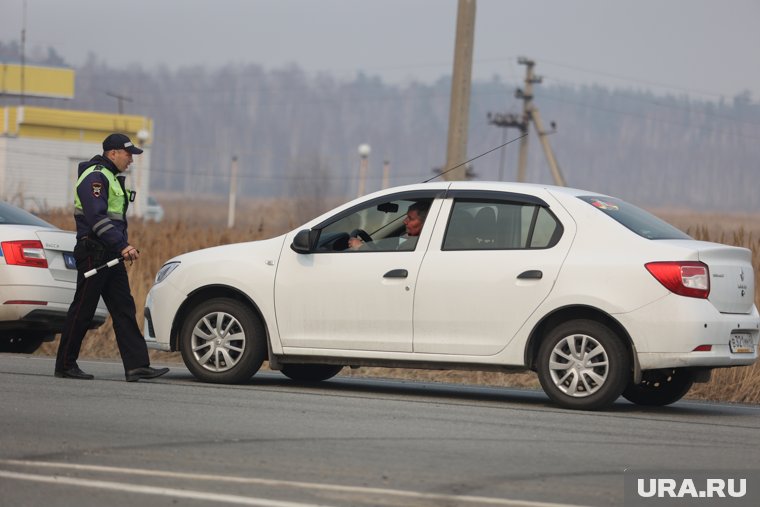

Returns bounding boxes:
[91,182,103,198]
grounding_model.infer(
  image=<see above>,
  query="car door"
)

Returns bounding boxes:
[413,189,573,356]
[274,191,443,353]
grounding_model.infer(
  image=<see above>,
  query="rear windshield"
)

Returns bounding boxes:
[578,196,691,240]
[0,201,55,228]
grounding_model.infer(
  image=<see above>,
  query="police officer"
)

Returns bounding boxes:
[55,133,169,382]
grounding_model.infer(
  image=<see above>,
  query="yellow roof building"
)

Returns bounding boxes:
[0,65,153,216]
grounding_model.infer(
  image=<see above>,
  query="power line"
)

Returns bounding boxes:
[534,58,729,100]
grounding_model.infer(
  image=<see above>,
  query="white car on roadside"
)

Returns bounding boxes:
[0,201,107,353]
[144,182,759,410]
[143,196,164,222]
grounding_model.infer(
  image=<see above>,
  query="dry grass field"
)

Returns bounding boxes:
[36,195,760,405]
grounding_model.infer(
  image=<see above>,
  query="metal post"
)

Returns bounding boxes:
[227,156,238,229]
[382,160,390,189]
[133,129,150,218]
[357,144,370,197]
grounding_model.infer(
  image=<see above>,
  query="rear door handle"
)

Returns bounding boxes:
[384,269,408,278]
[517,270,543,280]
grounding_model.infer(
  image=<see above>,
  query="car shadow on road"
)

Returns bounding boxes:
[163,369,758,416]
[220,372,757,416]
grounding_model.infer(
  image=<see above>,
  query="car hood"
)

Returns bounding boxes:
[166,235,287,267]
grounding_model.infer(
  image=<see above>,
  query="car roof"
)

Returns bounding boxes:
[375,180,609,199]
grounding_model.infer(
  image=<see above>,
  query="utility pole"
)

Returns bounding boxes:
[531,101,565,187]
[486,111,526,180]
[488,57,565,186]
[516,57,538,183]
[443,0,476,181]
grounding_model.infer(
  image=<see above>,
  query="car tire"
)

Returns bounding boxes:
[537,319,629,410]
[0,333,45,354]
[621,368,694,406]
[280,364,343,382]
[179,297,266,384]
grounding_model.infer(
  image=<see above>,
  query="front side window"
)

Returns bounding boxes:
[443,199,562,250]
[315,197,434,252]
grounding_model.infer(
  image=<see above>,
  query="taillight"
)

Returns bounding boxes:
[1,240,48,268]
[645,261,709,299]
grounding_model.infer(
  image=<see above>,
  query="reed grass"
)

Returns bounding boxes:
[36,197,760,404]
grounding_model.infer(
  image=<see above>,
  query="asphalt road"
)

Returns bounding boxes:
[1,354,759,507]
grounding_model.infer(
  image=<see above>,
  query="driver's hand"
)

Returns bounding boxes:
[348,237,364,250]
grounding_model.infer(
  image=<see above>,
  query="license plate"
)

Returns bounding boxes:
[729,333,755,354]
[63,252,77,270]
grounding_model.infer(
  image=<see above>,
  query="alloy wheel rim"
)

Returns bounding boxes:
[191,311,246,372]
[548,333,609,398]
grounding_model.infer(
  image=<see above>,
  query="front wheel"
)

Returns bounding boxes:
[281,364,343,382]
[537,319,629,410]
[180,297,266,384]
[622,368,694,406]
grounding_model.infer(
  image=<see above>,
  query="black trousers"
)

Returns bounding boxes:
[55,243,150,372]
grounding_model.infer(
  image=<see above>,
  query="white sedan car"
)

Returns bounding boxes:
[144,182,759,410]
[0,201,107,353]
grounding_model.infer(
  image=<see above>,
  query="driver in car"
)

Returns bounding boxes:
[348,202,429,251]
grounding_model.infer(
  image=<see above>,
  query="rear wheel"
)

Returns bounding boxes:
[281,364,343,382]
[622,368,694,406]
[537,319,629,410]
[180,297,266,384]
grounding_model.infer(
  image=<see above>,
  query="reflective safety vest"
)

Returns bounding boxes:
[74,165,129,221]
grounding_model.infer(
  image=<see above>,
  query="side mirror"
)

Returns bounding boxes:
[291,229,317,254]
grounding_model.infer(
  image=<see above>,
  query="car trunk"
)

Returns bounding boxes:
[698,244,755,314]
[35,230,77,283]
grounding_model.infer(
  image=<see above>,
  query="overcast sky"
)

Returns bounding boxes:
[2,0,759,102]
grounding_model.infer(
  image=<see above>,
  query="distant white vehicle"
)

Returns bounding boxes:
[144,182,759,410]
[0,201,107,353]
[144,196,164,222]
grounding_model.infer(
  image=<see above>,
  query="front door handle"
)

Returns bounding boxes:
[517,270,543,280]
[384,269,408,278]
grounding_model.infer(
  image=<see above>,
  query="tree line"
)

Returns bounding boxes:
[4,44,760,212]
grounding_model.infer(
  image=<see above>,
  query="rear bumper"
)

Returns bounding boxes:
[0,307,108,334]
[638,346,758,370]
[619,293,759,370]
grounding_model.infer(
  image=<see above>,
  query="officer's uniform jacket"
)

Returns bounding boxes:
[74,155,132,253]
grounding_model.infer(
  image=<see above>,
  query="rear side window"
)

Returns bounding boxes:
[443,199,562,250]
[578,196,691,240]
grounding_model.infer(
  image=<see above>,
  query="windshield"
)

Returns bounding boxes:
[578,196,691,240]
[0,202,55,228]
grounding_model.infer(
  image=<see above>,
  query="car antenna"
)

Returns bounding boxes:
[422,132,528,183]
